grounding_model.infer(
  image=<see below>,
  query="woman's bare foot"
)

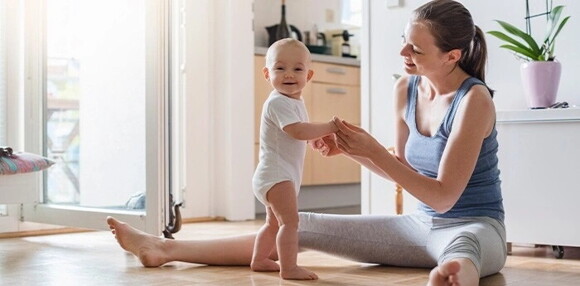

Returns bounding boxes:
[106,216,169,267]
[427,260,461,286]
[280,266,318,280]
[250,258,280,272]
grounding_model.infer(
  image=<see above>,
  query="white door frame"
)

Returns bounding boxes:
[19,0,172,234]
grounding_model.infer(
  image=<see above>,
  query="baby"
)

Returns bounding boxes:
[251,38,338,280]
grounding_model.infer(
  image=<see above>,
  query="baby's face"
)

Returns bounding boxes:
[266,45,312,98]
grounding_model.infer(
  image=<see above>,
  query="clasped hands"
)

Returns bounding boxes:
[311,116,378,158]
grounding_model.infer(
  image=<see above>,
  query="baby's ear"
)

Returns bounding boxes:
[307,69,314,81]
[262,66,270,80]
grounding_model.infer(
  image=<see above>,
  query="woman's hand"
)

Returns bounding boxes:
[333,116,383,158]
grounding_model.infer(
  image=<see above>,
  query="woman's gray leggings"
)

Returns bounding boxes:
[298,212,506,278]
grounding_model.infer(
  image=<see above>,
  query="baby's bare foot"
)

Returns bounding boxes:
[251,258,280,272]
[106,216,169,267]
[280,266,318,280]
[427,260,461,286]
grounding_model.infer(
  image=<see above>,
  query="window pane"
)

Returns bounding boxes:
[341,0,362,27]
[46,0,146,209]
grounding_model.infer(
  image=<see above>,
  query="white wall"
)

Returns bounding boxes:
[365,0,580,214]
[180,0,255,221]
[253,0,343,47]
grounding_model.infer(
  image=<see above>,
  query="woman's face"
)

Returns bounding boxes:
[400,21,448,76]
[264,45,313,99]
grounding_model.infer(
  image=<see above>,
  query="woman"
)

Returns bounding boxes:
[107,1,505,284]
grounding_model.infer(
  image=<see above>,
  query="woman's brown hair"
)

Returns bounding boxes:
[412,0,491,94]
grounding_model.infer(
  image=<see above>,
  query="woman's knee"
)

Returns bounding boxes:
[440,227,506,277]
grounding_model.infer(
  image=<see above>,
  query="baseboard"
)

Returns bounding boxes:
[0,227,93,239]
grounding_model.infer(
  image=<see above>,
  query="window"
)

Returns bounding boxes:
[45,0,147,208]
[2,0,173,234]
[341,0,362,28]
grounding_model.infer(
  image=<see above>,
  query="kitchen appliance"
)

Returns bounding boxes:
[266,24,303,46]
[266,0,302,46]
[305,33,330,55]
[331,29,356,58]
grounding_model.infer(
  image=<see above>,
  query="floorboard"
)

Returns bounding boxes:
[1,220,580,285]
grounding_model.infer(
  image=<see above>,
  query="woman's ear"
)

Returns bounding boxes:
[307,69,314,81]
[447,49,462,64]
[262,66,270,80]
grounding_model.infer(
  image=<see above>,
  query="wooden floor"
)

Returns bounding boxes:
[1,220,580,285]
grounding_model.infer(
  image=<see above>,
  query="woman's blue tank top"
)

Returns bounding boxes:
[404,76,504,222]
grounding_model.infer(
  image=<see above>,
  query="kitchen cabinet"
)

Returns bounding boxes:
[254,54,361,185]
[496,108,580,258]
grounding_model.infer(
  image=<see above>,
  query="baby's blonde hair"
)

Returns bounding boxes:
[265,38,311,68]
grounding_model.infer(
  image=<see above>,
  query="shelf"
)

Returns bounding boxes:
[497,108,580,123]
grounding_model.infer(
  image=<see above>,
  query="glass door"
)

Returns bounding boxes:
[21,0,176,235]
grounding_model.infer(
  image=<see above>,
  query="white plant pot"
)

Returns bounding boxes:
[520,61,561,108]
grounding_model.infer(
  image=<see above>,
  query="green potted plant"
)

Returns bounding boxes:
[487,2,570,108]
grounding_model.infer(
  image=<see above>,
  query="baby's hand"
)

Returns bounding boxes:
[310,138,325,151]
[318,135,342,157]
[309,138,331,156]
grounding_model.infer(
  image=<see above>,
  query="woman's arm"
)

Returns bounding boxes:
[428,85,495,211]
[329,121,400,181]
[311,77,412,181]
[310,126,401,181]
[334,84,495,213]
[333,117,417,183]
[341,76,414,182]
[393,76,413,169]
[392,84,494,213]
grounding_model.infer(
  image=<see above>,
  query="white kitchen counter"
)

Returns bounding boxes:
[255,46,360,67]
[496,107,580,257]
[497,107,580,123]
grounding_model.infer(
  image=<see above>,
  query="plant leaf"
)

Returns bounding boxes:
[549,6,564,32]
[494,20,541,54]
[487,31,536,56]
[543,6,565,45]
[498,44,540,61]
[545,15,570,60]
[548,16,570,45]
